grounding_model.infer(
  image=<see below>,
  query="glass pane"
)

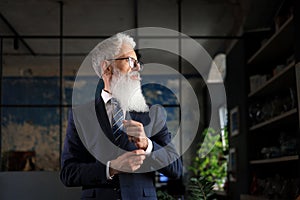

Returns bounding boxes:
[165,107,180,153]
[63,39,102,56]
[142,81,179,105]
[63,39,104,105]
[2,77,59,105]
[62,107,71,152]
[137,47,180,72]
[2,38,60,105]
[165,107,180,138]
[64,75,101,106]
[141,76,180,138]
[142,74,180,104]
[1,107,60,171]
[1,38,60,171]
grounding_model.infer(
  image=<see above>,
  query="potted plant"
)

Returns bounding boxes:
[188,127,229,199]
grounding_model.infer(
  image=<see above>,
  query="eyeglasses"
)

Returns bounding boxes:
[107,57,144,71]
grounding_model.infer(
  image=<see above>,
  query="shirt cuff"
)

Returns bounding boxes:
[106,161,113,180]
[145,138,153,155]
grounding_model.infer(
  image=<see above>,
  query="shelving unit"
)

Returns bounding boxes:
[243,6,300,200]
[247,16,294,66]
[226,2,300,199]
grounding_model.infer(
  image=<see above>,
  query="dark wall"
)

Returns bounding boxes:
[295,0,300,62]
[225,39,250,200]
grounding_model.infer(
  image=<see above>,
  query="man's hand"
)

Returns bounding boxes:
[123,120,148,150]
[109,150,146,176]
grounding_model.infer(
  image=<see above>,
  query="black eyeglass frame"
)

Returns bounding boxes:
[106,57,144,71]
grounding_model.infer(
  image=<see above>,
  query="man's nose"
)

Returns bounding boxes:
[134,60,144,71]
[131,63,141,71]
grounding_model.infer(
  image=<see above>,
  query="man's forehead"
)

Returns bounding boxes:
[117,44,136,58]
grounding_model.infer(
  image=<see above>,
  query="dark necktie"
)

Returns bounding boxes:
[111,98,124,144]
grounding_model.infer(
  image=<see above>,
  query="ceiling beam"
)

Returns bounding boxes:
[0,35,243,39]
[0,12,36,56]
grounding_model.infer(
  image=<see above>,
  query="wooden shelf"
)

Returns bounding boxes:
[249,108,298,131]
[247,16,294,66]
[240,194,268,200]
[214,190,227,196]
[250,155,299,164]
[248,61,296,98]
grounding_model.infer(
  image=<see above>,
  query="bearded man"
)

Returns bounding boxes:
[60,33,182,200]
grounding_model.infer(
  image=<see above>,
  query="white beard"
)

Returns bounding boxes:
[110,71,149,112]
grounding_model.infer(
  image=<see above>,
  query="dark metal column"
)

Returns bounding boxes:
[134,0,138,29]
[0,37,3,169]
[59,1,64,166]
[177,0,183,157]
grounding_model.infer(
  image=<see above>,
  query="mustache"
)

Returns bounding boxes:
[127,71,141,80]
[111,70,141,85]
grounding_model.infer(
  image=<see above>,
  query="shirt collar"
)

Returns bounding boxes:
[101,89,112,104]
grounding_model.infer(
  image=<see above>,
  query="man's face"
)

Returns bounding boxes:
[111,44,140,80]
[109,44,148,112]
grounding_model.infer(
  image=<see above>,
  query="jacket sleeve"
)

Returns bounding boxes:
[60,110,108,187]
[149,124,183,179]
[144,105,183,179]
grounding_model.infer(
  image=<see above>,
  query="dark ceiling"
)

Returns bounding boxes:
[0,0,285,75]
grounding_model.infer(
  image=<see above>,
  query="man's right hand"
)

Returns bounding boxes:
[109,150,146,176]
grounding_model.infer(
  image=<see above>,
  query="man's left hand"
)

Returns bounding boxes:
[123,120,148,150]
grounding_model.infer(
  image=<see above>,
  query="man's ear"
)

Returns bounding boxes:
[101,61,113,77]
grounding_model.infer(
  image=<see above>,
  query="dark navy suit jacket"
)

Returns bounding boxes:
[60,97,182,200]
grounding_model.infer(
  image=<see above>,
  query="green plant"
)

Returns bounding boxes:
[157,190,175,200]
[189,127,228,191]
[188,176,215,200]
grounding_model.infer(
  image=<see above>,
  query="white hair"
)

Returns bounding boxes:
[91,33,136,77]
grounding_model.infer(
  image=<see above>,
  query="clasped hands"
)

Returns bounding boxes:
[123,119,148,150]
[110,120,149,176]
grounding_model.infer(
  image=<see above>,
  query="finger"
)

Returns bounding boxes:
[126,126,143,133]
[126,130,140,137]
[134,159,144,165]
[133,155,146,162]
[126,128,145,139]
[139,155,146,161]
[130,156,145,166]
[131,164,141,172]
[120,151,145,165]
[126,126,140,131]
[123,120,142,127]
[134,136,148,141]
[123,150,143,157]
[131,159,142,166]
[132,149,145,155]
[128,136,135,143]
[129,159,139,167]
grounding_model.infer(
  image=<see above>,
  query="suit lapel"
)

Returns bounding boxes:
[95,98,136,150]
[95,97,115,143]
